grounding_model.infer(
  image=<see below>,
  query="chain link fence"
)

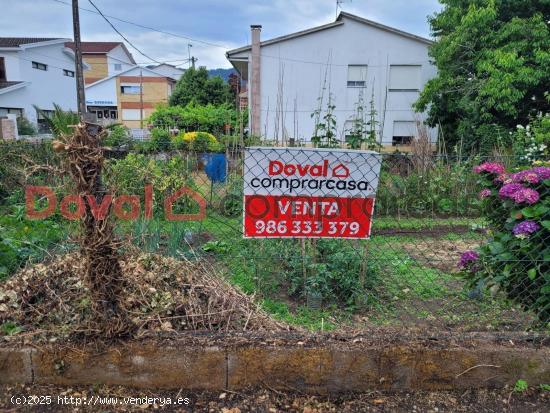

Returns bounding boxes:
[1,139,548,341]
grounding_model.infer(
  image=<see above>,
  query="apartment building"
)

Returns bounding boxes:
[85,65,176,128]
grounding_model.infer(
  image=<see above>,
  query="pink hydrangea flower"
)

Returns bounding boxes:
[458,250,479,269]
[473,162,505,175]
[499,183,524,199]
[479,189,492,199]
[512,220,540,237]
[510,170,540,184]
[495,173,513,184]
[532,166,550,180]
[512,188,540,205]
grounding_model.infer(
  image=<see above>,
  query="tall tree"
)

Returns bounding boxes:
[170,66,232,107]
[415,0,550,153]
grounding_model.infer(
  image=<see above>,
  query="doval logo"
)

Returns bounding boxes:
[268,160,350,179]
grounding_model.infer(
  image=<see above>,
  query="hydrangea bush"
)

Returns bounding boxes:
[460,161,550,322]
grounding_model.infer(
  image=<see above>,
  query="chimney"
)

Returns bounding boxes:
[250,24,262,137]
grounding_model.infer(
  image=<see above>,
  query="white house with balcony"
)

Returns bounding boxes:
[0,38,79,132]
[226,12,438,148]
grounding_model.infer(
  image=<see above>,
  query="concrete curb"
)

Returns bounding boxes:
[1,343,549,393]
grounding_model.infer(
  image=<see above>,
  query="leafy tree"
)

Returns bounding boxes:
[415,0,550,153]
[169,67,232,106]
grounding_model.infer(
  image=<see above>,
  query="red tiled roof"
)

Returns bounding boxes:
[0,38,60,47]
[64,41,119,53]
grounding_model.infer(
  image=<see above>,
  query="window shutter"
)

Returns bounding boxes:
[348,65,367,82]
[389,66,421,90]
[393,121,416,137]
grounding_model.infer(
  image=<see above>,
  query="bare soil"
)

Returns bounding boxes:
[1,384,548,412]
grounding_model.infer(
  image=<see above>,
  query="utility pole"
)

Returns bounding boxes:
[139,68,143,129]
[187,43,193,68]
[72,0,86,118]
[190,56,197,69]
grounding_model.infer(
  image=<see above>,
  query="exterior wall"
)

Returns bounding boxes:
[82,55,108,84]
[148,64,184,80]
[84,76,117,107]
[116,73,171,128]
[106,46,135,77]
[106,55,134,76]
[84,66,173,128]
[1,52,21,80]
[238,17,437,146]
[0,43,77,124]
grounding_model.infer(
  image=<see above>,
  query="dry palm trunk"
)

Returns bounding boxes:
[54,121,131,338]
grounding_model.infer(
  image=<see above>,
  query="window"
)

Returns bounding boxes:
[36,109,54,133]
[114,63,122,71]
[122,109,141,120]
[120,85,141,94]
[32,61,47,71]
[63,69,75,77]
[392,121,415,146]
[389,65,422,91]
[0,57,6,81]
[0,107,23,117]
[347,65,367,87]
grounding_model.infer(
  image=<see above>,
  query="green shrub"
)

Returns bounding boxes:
[460,161,550,322]
[0,205,66,279]
[258,239,379,307]
[104,153,198,217]
[148,103,238,136]
[103,125,132,148]
[375,158,482,217]
[148,128,173,152]
[513,114,550,163]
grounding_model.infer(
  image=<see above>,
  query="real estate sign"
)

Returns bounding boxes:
[243,147,382,239]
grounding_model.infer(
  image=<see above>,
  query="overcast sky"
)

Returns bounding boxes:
[0,0,442,68]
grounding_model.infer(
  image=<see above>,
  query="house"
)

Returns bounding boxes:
[84,65,176,128]
[226,12,438,148]
[0,37,79,132]
[64,41,176,129]
[146,63,185,81]
[64,41,136,84]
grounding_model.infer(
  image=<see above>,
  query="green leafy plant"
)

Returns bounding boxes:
[311,92,339,148]
[513,113,550,163]
[149,103,238,136]
[33,103,79,138]
[148,128,173,152]
[0,322,22,336]
[539,383,550,392]
[201,240,230,255]
[514,379,529,393]
[103,125,132,149]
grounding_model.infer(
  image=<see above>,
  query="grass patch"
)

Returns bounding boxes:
[262,299,335,331]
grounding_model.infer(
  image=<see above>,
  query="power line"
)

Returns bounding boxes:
[86,0,162,64]
[18,47,183,67]
[51,0,433,69]
[51,0,228,49]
